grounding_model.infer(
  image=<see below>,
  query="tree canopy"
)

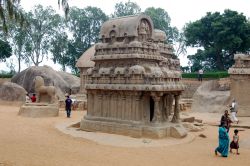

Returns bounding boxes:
[112,0,141,17]
[184,9,250,71]
[66,6,108,73]
[0,39,12,61]
[24,5,61,66]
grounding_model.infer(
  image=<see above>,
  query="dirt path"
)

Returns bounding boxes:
[0,105,250,166]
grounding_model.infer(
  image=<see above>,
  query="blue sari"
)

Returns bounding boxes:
[215,127,230,157]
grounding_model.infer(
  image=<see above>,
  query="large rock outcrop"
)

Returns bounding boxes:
[0,82,26,102]
[11,66,80,99]
[191,80,230,113]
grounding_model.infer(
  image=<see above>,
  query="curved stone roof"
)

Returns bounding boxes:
[153,29,167,42]
[76,45,95,68]
[99,14,154,39]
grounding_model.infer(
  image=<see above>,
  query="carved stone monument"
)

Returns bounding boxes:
[228,53,250,116]
[18,76,59,117]
[80,14,187,138]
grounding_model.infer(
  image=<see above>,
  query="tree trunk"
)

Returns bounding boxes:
[216,51,224,70]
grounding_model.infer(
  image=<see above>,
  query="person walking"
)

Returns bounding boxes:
[230,99,239,124]
[215,123,230,157]
[65,95,72,118]
[220,110,232,133]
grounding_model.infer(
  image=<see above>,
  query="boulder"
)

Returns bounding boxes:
[0,82,26,102]
[182,117,195,123]
[11,66,80,99]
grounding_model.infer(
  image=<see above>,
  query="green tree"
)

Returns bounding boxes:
[50,29,69,71]
[67,6,108,73]
[112,0,141,18]
[144,7,177,43]
[144,7,186,56]
[0,39,12,61]
[184,10,250,70]
[0,0,25,33]
[8,17,28,72]
[24,5,61,66]
[0,1,68,33]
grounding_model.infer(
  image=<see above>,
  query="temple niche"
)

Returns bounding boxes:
[80,14,187,138]
[228,53,250,116]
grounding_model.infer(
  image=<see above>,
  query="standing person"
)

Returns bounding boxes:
[215,123,230,157]
[230,99,239,124]
[25,93,31,103]
[30,94,36,103]
[198,69,203,82]
[230,129,240,155]
[65,95,72,118]
[220,110,232,133]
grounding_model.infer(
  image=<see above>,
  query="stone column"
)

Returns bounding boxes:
[121,94,126,120]
[163,94,169,121]
[152,96,161,123]
[171,94,180,123]
[97,93,103,117]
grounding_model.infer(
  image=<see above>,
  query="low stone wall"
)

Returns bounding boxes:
[59,100,87,111]
[181,79,202,98]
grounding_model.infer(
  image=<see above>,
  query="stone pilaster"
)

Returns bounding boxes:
[152,96,162,123]
[171,94,180,123]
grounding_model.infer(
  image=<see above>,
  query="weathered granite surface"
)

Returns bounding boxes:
[80,14,186,138]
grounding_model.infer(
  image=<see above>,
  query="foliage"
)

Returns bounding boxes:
[0,0,25,33]
[50,29,69,71]
[7,14,28,72]
[182,71,229,79]
[0,73,13,78]
[184,10,250,70]
[0,39,12,61]
[66,6,108,73]
[24,5,61,66]
[58,0,69,17]
[112,0,141,18]
[144,7,186,55]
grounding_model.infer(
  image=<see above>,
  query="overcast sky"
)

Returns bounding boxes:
[1,0,250,72]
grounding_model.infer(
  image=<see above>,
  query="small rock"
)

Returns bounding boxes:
[182,117,195,123]
[194,119,203,123]
[199,134,206,138]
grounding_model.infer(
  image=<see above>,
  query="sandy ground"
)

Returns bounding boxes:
[0,105,250,166]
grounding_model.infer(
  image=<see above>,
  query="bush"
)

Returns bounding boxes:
[182,71,229,79]
[0,73,14,78]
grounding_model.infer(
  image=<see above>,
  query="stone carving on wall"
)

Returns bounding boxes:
[80,14,186,138]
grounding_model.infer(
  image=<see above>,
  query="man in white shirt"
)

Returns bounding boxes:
[230,99,239,124]
[198,69,204,82]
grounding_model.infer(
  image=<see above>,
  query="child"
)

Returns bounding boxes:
[230,129,240,155]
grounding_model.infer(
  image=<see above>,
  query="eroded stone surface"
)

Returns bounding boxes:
[228,53,250,116]
[80,14,186,138]
[18,77,59,117]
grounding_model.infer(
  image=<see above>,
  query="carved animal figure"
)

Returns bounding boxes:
[34,76,56,103]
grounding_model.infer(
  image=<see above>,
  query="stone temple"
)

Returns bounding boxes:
[229,53,250,116]
[80,14,187,138]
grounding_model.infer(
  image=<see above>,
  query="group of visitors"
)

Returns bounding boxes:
[25,93,37,103]
[215,99,240,157]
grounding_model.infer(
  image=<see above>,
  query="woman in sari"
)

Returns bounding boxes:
[215,123,230,157]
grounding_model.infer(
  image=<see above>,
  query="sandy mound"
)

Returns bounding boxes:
[191,80,230,113]
[0,82,26,102]
[11,66,80,99]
